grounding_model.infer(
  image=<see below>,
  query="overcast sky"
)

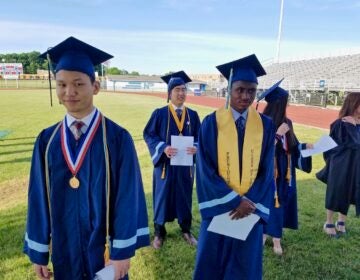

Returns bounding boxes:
[1,0,360,74]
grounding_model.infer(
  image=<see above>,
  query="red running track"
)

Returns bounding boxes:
[125,92,338,130]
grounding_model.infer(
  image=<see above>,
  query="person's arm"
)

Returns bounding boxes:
[143,109,168,166]
[108,128,150,274]
[341,115,356,125]
[109,259,130,280]
[33,264,52,280]
[288,120,312,173]
[186,110,201,156]
[24,132,51,269]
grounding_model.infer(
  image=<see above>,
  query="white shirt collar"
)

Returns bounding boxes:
[66,107,97,129]
[171,103,184,111]
[230,107,248,122]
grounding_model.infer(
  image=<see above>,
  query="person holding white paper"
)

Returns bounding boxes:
[193,55,275,280]
[143,71,201,249]
[317,92,360,237]
[258,80,313,255]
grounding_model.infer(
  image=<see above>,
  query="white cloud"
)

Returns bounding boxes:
[1,20,359,74]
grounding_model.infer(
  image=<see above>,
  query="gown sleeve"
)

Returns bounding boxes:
[23,131,51,265]
[143,109,168,167]
[109,129,150,260]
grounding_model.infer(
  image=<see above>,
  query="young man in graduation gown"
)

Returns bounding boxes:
[23,37,150,280]
[143,71,201,249]
[259,80,312,255]
[193,55,275,280]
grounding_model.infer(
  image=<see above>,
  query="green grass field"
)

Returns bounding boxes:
[1,89,360,279]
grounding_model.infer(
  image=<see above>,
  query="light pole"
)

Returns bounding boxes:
[275,0,285,63]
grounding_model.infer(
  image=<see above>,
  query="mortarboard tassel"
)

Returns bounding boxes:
[104,242,110,264]
[286,153,291,181]
[274,190,280,208]
[274,158,280,208]
[161,164,166,179]
[46,52,54,107]
[225,68,233,109]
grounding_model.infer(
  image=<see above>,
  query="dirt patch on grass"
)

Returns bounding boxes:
[0,178,28,211]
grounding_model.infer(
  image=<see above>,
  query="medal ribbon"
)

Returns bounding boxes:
[61,111,102,176]
[169,105,187,134]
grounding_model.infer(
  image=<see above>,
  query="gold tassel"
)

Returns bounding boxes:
[286,153,291,181]
[275,191,280,208]
[104,243,110,264]
[273,157,280,208]
[161,164,166,179]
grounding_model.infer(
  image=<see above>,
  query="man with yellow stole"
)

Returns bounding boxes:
[193,54,275,280]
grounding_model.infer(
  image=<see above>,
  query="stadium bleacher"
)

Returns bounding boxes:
[258,53,360,92]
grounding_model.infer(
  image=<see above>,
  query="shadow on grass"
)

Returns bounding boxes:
[0,136,36,141]
[0,141,35,147]
[0,157,32,165]
[1,149,33,156]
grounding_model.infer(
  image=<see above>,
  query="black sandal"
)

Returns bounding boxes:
[323,223,339,238]
[335,221,346,235]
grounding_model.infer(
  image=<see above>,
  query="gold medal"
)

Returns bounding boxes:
[69,176,80,189]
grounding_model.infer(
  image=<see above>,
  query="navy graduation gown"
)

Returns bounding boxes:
[317,120,360,215]
[143,106,201,226]
[24,117,150,280]
[193,111,275,280]
[264,119,312,238]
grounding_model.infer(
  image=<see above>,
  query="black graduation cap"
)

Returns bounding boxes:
[257,78,288,103]
[39,36,113,106]
[161,71,192,102]
[216,54,266,84]
[39,36,113,81]
[161,71,192,87]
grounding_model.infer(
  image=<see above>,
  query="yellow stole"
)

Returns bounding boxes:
[168,105,187,135]
[216,106,263,195]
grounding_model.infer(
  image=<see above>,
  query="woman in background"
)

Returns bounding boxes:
[317,92,360,237]
[259,80,313,255]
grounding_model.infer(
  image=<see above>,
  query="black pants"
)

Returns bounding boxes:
[154,219,191,238]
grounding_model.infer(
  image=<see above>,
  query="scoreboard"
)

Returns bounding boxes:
[0,63,24,79]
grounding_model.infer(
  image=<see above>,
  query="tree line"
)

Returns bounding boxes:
[0,52,139,76]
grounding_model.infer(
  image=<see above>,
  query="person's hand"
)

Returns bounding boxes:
[34,264,52,280]
[276,122,290,136]
[109,259,130,280]
[164,146,178,158]
[186,146,197,155]
[229,199,256,220]
[306,143,314,149]
[342,116,356,125]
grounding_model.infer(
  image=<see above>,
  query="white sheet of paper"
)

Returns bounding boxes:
[207,212,260,241]
[170,135,194,166]
[94,265,115,280]
[300,135,338,158]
